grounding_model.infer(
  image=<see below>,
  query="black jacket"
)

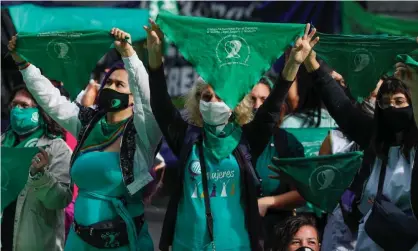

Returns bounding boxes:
[148,64,293,251]
[310,65,418,223]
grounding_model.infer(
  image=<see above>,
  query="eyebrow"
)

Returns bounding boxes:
[107,78,127,86]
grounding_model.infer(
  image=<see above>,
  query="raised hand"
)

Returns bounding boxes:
[30,147,50,176]
[395,62,418,88]
[8,35,26,63]
[143,18,164,69]
[289,23,320,65]
[110,28,134,58]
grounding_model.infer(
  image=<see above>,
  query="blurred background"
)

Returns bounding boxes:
[1,1,418,249]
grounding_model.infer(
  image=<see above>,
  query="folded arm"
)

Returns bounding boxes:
[28,140,72,209]
[20,64,81,137]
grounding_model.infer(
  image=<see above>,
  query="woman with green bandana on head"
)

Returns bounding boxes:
[8,28,162,251]
[1,86,72,251]
[144,20,318,251]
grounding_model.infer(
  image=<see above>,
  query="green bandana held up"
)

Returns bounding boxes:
[203,122,242,161]
[271,151,363,213]
[156,12,305,109]
[16,30,114,99]
[314,33,417,101]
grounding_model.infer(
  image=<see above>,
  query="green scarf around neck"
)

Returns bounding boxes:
[203,122,242,161]
[2,128,45,148]
[79,116,128,154]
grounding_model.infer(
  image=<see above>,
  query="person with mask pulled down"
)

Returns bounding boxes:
[8,28,162,251]
[1,87,72,251]
[144,19,317,251]
[303,45,418,250]
[272,215,321,251]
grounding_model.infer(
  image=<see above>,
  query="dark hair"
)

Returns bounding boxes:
[258,75,273,91]
[94,61,126,107]
[273,215,319,251]
[371,77,418,160]
[9,86,66,140]
[291,64,324,127]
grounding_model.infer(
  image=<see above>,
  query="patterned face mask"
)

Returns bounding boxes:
[10,107,41,135]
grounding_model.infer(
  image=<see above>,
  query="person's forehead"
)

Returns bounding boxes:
[13,89,32,101]
[382,92,406,99]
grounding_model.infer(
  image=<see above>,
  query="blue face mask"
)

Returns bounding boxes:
[10,107,41,135]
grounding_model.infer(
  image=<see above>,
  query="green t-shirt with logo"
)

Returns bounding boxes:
[173,145,251,251]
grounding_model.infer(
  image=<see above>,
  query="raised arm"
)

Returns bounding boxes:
[304,51,373,148]
[8,36,81,137]
[144,20,188,157]
[112,28,163,165]
[244,24,320,159]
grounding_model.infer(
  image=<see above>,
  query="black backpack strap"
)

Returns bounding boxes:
[197,138,214,242]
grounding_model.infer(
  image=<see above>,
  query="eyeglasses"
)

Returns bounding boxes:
[377,97,409,109]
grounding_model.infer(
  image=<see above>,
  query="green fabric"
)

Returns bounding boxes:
[315,33,418,101]
[397,54,418,68]
[2,128,44,148]
[79,117,128,153]
[1,147,41,211]
[272,152,364,213]
[16,30,113,99]
[284,128,331,157]
[256,137,280,196]
[203,123,242,161]
[8,3,149,42]
[156,12,305,109]
[174,145,250,250]
[342,2,418,37]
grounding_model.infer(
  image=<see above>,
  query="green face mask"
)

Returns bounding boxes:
[10,107,41,135]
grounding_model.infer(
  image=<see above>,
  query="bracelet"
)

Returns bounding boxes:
[15,61,28,67]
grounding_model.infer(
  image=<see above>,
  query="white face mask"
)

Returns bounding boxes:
[199,100,232,126]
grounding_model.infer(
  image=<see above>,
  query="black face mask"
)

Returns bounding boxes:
[380,106,413,133]
[97,88,131,112]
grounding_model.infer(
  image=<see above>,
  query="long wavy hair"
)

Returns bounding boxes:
[184,77,253,127]
[370,77,418,160]
[9,86,66,140]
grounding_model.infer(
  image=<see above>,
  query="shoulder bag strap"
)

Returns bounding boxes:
[197,139,214,242]
[376,158,388,199]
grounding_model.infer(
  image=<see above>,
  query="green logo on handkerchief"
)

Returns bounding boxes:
[47,38,75,62]
[351,48,373,73]
[309,165,342,195]
[216,34,250,67]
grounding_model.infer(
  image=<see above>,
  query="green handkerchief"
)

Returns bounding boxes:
[156,12,305,109]
[1,147,40,211]
[272,151,363,213]
[315,33,418,101]
[16,30,114,99]
[285,128,332,157]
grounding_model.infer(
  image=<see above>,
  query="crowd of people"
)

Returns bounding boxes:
[1,16,418,251]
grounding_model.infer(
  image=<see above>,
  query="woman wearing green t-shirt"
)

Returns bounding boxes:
[144,20,319,251]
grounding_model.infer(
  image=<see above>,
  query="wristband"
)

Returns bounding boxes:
[15,61,28,67]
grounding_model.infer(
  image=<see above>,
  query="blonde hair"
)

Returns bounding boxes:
[184,77,254,127]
